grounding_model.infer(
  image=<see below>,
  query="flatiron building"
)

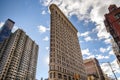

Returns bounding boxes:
[49,4,87,80]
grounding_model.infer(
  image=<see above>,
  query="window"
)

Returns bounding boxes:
[115,13,120,19]
[119,21,120,25]
[53,72,55,78]
[58,73,62,79]
[55,11,57,14]
[50,73,52,78]
[63,75,67,80]
[50,65,55,70]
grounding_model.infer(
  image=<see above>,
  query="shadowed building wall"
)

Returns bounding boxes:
[104,4,120,64]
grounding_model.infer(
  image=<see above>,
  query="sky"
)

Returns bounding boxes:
[0,0,120,80]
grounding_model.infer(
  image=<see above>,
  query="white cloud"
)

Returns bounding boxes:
[104,38,111,44]
[41,0,120,40]
[38,25,49,33]
[0,22,4,28]
[101,62,113,76]
[81,48,91,56]
[86,55,95,59]
[45,47,49,50]
[43,36,49,41]
[99,46,111,53]
[78,31,94,42]
[82,48,95,59]
[80,31,90,37]
[118,77,120,80]
[79,40,84,43]
[41,0,52,6]
[77,32,81,37]
[107,46,111,51]
[100,47,106,53]
[96,54,109,60]
[78,31,93,42]
[77,31,91,39]
[101,59,120,77]
[41,10,47,15]
[96,26,110,40]
[44,55,49,65]
[109,50,114,55]
[84,36,93,42]
[12,26,19,32]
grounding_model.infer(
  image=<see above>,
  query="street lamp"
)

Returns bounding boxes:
[101,62,118,80]
[107,62,118,80]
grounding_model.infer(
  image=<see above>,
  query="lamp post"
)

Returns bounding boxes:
[101,62,118,80]
[107,62,118,80]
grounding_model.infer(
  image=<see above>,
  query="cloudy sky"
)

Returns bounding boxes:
[0,0,120,79]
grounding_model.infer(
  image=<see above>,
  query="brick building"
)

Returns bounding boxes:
[84,58,105,80]
[104,4,120,63]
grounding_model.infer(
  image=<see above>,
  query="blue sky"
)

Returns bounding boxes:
[0,0,120,80]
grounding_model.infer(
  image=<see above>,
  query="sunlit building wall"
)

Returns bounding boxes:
[84,58,105,80]
[49,4,87,80]
[0,29,39,80]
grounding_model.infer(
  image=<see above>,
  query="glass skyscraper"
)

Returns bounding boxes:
[0,19,15,43]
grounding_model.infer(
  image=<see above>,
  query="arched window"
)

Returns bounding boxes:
[58,73,62,79]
